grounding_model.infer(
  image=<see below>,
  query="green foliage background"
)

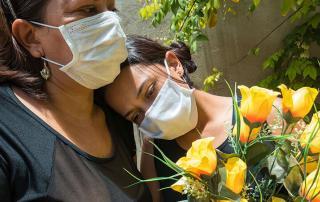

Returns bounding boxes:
[138,0,320,91]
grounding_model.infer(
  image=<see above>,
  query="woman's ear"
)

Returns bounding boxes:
[11,19,43,58]
[165,51,184,77]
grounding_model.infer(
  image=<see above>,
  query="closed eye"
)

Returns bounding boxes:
[81,6,98,15]
[145,81,157,100]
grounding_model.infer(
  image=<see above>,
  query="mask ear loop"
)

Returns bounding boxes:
[163,59,172,79]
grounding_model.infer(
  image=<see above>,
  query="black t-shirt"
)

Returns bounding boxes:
[0,85,151,202]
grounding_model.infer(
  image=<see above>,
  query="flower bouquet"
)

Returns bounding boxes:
[127,84,320,202]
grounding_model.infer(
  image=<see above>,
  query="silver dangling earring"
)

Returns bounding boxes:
[40,60,50,80]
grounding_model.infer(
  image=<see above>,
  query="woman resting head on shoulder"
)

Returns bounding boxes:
[0,1,151,201]
[105,35,282,202]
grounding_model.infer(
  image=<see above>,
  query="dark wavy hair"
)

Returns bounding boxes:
[122,35,197,87]
[0,0,48,99]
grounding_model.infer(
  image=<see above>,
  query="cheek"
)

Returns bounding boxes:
[105,87,134,116]
[39,29,73,64]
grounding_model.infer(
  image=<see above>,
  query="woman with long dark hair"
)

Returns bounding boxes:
[105,35,282,202]
[0,1,151,201]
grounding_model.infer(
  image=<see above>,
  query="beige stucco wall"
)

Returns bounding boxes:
[117,1,319,96]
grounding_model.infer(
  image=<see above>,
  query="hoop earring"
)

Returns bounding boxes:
[40,61,51,80]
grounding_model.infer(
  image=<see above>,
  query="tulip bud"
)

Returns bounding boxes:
[238,85,280,124]
[225,157,247,194]
[278,84,318,121]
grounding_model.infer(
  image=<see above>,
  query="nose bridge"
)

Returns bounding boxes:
[97,0,113,12]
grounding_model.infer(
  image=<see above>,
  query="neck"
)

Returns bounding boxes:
[44,80,95,120]
[175,90,232,150]
[193,90,216,132]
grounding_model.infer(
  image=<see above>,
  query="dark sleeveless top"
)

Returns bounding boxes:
[0,85,152,202]
[154,105,236,201]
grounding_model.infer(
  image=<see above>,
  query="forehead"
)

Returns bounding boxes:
[106,64,166,98]
[108,65,149,95]
[50,0,114,9]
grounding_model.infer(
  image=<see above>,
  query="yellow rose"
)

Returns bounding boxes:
[300,169,320,202]
[300,112,320,154]
[278,84,318,119]
[233,115,261,143]
[225,157,247,194]
[272,196,286,202]
[238,85,280,124]
[176,137,217,177]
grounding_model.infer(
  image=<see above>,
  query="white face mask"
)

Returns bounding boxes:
[139,60,198,140]
[31,11,128,89]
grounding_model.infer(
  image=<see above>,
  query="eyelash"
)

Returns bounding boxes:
[146,81,156,99]
[81,6,98,15]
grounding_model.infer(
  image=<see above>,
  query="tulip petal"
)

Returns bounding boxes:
[171,177,187,193]
[225,157,247,194]
[278,84,293,113]
[239,85,279,123]
[291,87,318,118]
[176,137,217,176]
[300,169,320,201]
[300,112,320,154]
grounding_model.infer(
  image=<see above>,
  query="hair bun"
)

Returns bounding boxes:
[170,41,197,74]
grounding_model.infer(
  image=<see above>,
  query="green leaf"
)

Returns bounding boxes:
[253,0,261,7]
[249,47,260,56]
[171,0,180,15]
[303,65,317,80]
[309,14,320,29]
[262,49,284,70]
[213,0,221,9]
[284,166,303,197]
[267,155,287,182]
[194,33,209,42]
[281,0,296,16]
[216,150,240,160]
[217,185,241,201]
[293,196,308,202]
[286,60,302,82]
[248,4,256,13]
[246,142,272,167]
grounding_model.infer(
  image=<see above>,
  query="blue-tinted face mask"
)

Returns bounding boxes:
[139,60,198,140]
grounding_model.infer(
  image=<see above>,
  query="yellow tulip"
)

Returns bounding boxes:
[278,84,318,119]
[272,196,286,202]
[300,169,320,202]
[225,157,247,194]
[171,177,187,193]
[233,115,261,143]
[238,85,280,124]
[300,112,320,154]
[299,156,318,174]
[176,137,217,177]
[218,199,247,202]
